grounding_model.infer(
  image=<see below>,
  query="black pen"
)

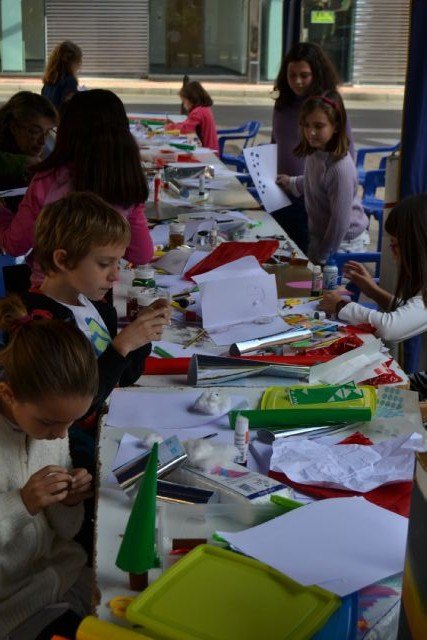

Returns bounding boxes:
[201,433,218,440]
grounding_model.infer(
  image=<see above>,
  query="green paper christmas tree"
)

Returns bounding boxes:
[116,442,160,590]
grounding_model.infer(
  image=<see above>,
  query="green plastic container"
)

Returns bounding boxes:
[126,544,339,640]
[229,384,376,430]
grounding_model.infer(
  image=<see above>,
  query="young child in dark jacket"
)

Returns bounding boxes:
[19,192,170,463]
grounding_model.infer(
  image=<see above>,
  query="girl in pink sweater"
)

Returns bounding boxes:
[0,89,153,284]
[168,81,219,152]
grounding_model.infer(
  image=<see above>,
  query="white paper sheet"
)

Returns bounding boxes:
[150,224,170,246]
[270,432,424,492]
[105,389,246,430]
[219,497,408,597]
[192,257,280,335]
[151,339,219,358]
[208,316,288,347]
[243,144,291,213]
[309,339,387,385]
[154,247,193,275]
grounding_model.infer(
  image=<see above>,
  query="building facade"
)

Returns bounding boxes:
[0,0,409,84]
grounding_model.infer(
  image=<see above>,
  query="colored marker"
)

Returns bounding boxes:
[153,346,174,359]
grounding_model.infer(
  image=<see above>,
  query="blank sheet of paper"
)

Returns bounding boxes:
[219,497,408,596]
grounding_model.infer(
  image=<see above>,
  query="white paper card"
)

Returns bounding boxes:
[219,497,408,597]
[105,389,245,430]
[243,144,291,213]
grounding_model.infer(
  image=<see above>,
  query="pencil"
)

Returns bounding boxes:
[182,328,206,349]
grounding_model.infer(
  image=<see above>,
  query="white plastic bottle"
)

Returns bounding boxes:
[310,265,323,297]
[322,257,339,291]
[234,414,250,465]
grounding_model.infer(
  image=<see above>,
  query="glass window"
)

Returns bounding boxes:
[149,0,249,76]
[0,0,45,73]
[302,0,354,83]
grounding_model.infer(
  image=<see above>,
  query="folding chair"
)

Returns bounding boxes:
[361,169,386,251]
[217,120,261,171]
[356,141,400,187]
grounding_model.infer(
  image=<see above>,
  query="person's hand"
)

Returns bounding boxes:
[113,298,171,356]
[20,465,72,516]
[276,174,293,191]
[61,468,93,506]
[318,290,347,315]
[343,261,376,295]
[25,155,42,167]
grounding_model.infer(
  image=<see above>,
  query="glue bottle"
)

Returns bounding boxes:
[234,414,250,466]
[310,265,323,297]
[322,257,339,291]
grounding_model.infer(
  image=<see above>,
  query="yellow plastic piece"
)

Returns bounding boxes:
[77,616,152,639]
[126,544,339,640]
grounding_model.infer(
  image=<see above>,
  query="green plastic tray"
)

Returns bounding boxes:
[126,544,339,640]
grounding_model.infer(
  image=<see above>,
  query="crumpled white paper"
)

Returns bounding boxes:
[270,432,425,492]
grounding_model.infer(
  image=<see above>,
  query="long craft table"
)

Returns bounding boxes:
[93,135,412,637]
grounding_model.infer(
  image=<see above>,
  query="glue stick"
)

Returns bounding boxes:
[234,414,250,466]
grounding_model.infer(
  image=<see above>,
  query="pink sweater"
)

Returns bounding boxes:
[0,166,153,284]
[176,106,219,151]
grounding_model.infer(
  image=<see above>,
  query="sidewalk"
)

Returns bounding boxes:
[0,75,404,106]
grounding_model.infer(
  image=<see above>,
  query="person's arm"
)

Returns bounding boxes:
[125,203,154,265]
[343,260,394,309]
[276,174,304,197]
[314,161,356,263]
[0,489,35,546]
[60,75,78,105]
[0,175,45,255]
[338,296,427,342]
[174,107,202,135]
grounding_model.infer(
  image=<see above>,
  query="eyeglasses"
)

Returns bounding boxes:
[18,124,57,139]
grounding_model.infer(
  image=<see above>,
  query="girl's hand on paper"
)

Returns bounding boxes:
[61,468,93,505]
[20,465,72,515]
[113,299,171,356]
[276,174,293,191]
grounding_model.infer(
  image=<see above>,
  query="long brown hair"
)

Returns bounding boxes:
[33,89,148,207]
[0,295,98,402]
[294,90,348,160]
[42,40,82,84]
[274,42,340,110]
[384,195,427,307]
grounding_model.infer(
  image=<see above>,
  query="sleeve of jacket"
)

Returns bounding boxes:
[85,303,152,414]
[0,174,46,255]
[124,203,154,265]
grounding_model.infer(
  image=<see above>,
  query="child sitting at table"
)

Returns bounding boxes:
[278,90,368,265]
[320,195,427,348]
[14,192,170,466]
[0,89,153,285]
[168,80,219,152]
[0,297,98,639]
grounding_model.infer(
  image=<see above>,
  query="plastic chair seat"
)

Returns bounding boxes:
[356,142,400,187]
[361,169,386,251]
[217,120,261,169]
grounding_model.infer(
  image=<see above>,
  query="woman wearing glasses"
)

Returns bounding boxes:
[0,91,57,198]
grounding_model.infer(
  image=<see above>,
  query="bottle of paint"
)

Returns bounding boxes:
[310,265,323,297]
[322,257,339,291]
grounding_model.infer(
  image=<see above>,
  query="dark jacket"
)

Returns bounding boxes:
[21,290,151,419]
